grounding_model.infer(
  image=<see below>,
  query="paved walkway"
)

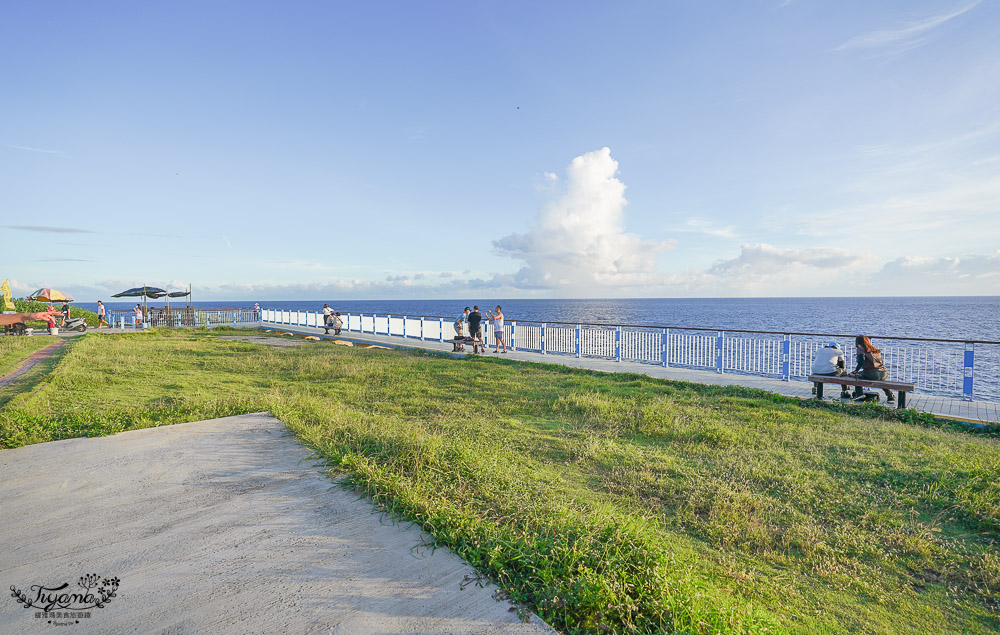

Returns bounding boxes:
[0,413,552,634]
[263,323,1000,424]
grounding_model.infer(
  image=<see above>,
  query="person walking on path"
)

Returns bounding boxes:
[811,342,851,400]
[467,306,483,354]
[96,300,109,328]
[133,304,143,328]
[486,305,507,353]
[851,335,895,403]
[333,312,343,335]
[323,304,334,334]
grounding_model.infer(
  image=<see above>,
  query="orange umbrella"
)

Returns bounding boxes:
[27,288,75,302]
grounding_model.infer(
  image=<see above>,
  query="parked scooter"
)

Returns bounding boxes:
[62,317,87,332]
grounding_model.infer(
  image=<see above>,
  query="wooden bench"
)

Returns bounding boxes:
[807,375,916,409]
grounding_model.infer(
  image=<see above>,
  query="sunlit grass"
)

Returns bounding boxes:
[1,328,997,633]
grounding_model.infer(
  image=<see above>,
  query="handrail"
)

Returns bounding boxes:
[286,312,1000,345]
[260,308,1000,408]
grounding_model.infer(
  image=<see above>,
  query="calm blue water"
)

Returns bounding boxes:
[76,297,1000,342]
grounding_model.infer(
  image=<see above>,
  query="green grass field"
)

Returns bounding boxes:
[1,328,997,633]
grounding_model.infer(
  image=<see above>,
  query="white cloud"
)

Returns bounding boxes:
[871,251,1000,293]
[835,2,981,52]
[789,172,1000,239]
[493,147,674,290]
[5,225,92,234]
[671,218,738,239]
[709,244,865,275]
[3,144,66,156]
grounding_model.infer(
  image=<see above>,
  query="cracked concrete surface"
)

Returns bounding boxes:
[0,413,552,634]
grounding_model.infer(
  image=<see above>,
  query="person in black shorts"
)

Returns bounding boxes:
[467,305,483,354]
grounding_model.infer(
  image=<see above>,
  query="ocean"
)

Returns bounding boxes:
[77,297,1000,342]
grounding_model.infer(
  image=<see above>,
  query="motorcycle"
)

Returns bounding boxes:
[62,317,88,332]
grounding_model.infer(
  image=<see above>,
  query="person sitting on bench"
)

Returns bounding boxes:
[852,335,895,403]
[811,342,851,400]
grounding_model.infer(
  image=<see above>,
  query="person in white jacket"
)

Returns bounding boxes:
[811,342,851,399]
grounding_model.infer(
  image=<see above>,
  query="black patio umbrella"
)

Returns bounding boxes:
[111,286,167,317]
[111,286,167,299]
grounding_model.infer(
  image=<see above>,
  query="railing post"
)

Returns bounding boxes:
[510,321,516,351]
[439,318,444,342]
[615,327,621,362]
[419,317,424,340]
[386,315,391,336]
[575,325,581,358]
[782,335,790,381]
[402,315,407,338]
[661,329,670,367]
[716,331,724,374]
[541,323,546,355]
[963,342,974,401]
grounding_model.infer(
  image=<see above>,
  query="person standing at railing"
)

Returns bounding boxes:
[133,304,143,328]
[322,304,334,334]
[468,306,483,354]
[851,335,895,403]
[811,342,851,400]
[486,305,507,354]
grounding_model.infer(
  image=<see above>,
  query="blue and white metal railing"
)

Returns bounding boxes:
[106,308,259,328]
[259,309,1000,404]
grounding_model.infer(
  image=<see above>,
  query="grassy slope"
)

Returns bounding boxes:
[1,329,997,633]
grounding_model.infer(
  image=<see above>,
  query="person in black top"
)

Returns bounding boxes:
[60,301,71,326]
[467,305,483,354]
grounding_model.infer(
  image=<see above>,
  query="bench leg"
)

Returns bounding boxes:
[898,392,906,409]
[815,382,823,400]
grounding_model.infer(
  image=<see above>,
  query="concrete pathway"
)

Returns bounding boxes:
[263,323,1000,424]
[0,413,552,634]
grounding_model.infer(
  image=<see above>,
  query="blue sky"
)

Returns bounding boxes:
[3,1,999,301]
